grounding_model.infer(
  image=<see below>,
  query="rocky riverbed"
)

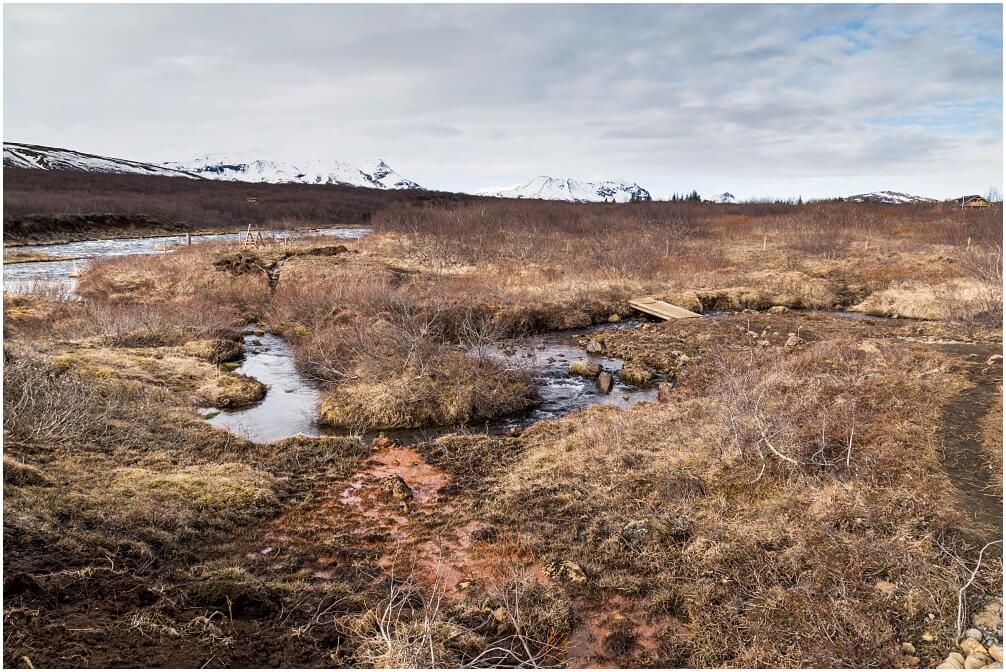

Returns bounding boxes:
[936,600,1004,669]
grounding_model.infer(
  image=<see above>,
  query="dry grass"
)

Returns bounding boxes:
[4,196,1002,668]
[478,338,988,667]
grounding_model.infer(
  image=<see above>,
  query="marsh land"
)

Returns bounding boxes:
[3,174,1003,668]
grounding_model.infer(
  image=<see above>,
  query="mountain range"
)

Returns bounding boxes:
[4,142,196,178]
[845,190,937,204]
[5,142,945,205]
[161,154,421,189]
[477,176,651,203]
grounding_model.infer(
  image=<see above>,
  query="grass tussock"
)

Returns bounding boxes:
[479,339,988,667]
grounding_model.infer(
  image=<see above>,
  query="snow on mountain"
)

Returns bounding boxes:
[162,153,421,189]
[712,192,738,203]
[478,176,651,203]
[3,142,198,178]
[846,190,936,204]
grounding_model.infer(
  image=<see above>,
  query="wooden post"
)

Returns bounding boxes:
[186,233,192,246]
[763,235,767,251]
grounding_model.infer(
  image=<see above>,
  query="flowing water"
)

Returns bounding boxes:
[3,226,371,290]
[203,331,323,443]
[202,320,662,444]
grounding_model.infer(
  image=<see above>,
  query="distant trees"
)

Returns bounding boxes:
[669,190,701,202]
[986,186,1002,203]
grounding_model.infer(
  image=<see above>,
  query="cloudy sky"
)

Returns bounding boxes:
[4,3,1002,199]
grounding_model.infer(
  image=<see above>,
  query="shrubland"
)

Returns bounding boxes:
[4,193,1002,668]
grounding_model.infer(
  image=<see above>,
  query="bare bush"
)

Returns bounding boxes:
[4,346,121,448]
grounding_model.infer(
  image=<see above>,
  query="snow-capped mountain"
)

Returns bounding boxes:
[162,154,421,189]
[846,190,936,204]
[712,192,738,204]
[478,176,651,203]
[4,142,197,178]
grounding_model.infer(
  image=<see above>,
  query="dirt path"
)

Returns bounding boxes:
[934,343,1003,544]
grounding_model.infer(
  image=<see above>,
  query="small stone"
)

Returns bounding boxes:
[923,632,937,642]
[768,305,789,314]
[962,638,988,656]
[746,330,759,339]
[756,339,771,347]
[607,314,621,323]
[585,338,605,354]
[987,355,1003,365]
[785,333,805,348]
[940,652,966,668]
[965,652,991,669]
[380,475,414,503]
[967,629,986,642]
[901,642,917,656]
[974,608,1003,630]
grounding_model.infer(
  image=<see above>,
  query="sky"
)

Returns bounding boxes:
[3,3,1003,200]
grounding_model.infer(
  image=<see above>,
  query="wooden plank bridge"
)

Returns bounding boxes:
[629,296,702,320]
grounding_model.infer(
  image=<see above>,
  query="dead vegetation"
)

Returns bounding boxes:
[4,195,1002,668]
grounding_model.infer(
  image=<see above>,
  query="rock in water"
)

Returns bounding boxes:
[569,360,602,378]
[597,371,614,393]
[585,338,605,354]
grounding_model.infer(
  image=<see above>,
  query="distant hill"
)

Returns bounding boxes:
[846,190,936,204]
[4,142,197,178]
[478,176,651,203]
[162,154,421,189]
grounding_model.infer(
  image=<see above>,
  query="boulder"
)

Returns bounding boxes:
[987,355,1003,365]
[768,305,789,314]
[989,645,1003,664]
[901,642,917,656]
[569,360,602,378]
[608,314,621,323]
[597,371,614,394]
[585,338,605,354]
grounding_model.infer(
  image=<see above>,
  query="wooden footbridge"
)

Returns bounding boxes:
[629,296,702,320]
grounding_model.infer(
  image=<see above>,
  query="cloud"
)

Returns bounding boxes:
[3,4,1002,199]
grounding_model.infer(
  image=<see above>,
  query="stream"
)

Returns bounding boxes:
[3,226,371,291]
[203,321,661,444]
